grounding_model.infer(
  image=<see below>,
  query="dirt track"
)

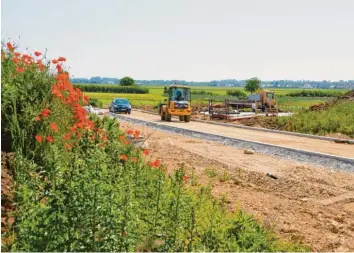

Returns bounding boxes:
[123,110,354,159]
[120,121,354,252]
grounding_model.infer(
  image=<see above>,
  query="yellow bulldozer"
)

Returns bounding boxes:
[159,85,192,122]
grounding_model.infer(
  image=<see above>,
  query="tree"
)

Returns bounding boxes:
[120,76,135,86]
[244,77,261,93]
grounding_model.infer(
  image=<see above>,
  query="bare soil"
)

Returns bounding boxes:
[121,122,354,252]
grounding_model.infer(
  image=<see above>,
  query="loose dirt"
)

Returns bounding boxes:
[120,122,354,252]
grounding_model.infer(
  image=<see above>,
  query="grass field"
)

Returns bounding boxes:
[85,86,346,110]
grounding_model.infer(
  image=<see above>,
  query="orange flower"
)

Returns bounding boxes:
[16,67,25,73]
[35,135,43,142]
[63,133,71,140]
[46,136,54,142]
[35,116,41,121]
[11,58,19,64]
[119,135,125,141]
[182,175,188,182]
[14,52,21,57]
[120,154,128,161]
[50,122,59,132]
[58,56,66,62]
[131,157,137,163]
[143,149,150,156]
[41,108,51,117]
[149,159,161,168]
[124,140,130,145]
[127,129,133,135]
[34,51,42,57]
[52,59,58,64]
[6,42,14,52]
[64,143,72,150]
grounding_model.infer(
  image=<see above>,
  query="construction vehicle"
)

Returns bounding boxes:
[248,90,278,115]
[217,90,278,118]
[158,85,192,122]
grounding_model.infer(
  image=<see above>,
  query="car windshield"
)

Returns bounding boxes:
[114,99,129,105]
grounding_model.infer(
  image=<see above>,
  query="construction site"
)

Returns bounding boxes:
[100,87,354,251]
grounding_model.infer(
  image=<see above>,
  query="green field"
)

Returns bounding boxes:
[85,86,346,110]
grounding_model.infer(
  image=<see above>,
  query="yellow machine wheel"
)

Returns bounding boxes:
[184,115,191,122]
[179,116,184,121]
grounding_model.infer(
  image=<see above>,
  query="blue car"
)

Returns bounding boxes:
[109,98,132,114]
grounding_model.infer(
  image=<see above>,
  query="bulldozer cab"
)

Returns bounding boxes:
[167,86,191,102]
[265,92,275,103]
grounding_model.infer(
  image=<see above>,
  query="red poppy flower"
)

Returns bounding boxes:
[58,56,66,62]
[149,159,161,168]
[35,116,41,121]
[131,157,137,163]
[11,58,19,64]
[63,133,71,140]
[124,140,130,145]
[143,149,150,156]
[35,135,43,142]
[56,64,62,72]
[41,108,51,117]
[34,51,42,57]
[119,135,125,141]
[120,154,128,161]
[7,42,14,52]
[64,143,72,150]
[50,122,59,132]
[16,67,25,73]
[14,52,21,57]
[52,59,58,64]
[182,175,188,182]
[127,129,133,135]
[46,136,54,142]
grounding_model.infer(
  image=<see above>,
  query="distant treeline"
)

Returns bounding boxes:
[74,84,149,94]
[70,77,354,89]
[286,90,345,97]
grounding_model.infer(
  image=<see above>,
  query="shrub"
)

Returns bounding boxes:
[191,90,217,96]
[88,98,103,107]
[120,76,135,86]
[226,90,248,99]
[74,84,149,94]
[286,90,344,97]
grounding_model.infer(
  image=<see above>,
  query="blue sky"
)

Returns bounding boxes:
[2,0,354,81]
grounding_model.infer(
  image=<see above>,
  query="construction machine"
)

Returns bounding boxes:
[248,90,278,115]
[159,85,192,122]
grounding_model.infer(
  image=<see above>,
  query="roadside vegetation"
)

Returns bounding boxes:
[1,42,309,252]
[74,84,149,94]
[278,92,354,137]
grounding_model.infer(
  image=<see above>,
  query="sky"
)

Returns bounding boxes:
[1,0,354,81]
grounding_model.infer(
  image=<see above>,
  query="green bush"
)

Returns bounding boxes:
[287,90,344,97]
[88,98,103,108]
[191,90,217,96]
[226,90,248,99]
[74,84,149,94]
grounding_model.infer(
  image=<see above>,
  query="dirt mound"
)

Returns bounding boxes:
[237,117,281,129]
[309,89,354,112]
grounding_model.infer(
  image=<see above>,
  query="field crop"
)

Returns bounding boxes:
[85,88,333,111]
[1,42,308,252]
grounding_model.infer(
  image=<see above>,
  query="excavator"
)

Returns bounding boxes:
[159,85,192,122]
